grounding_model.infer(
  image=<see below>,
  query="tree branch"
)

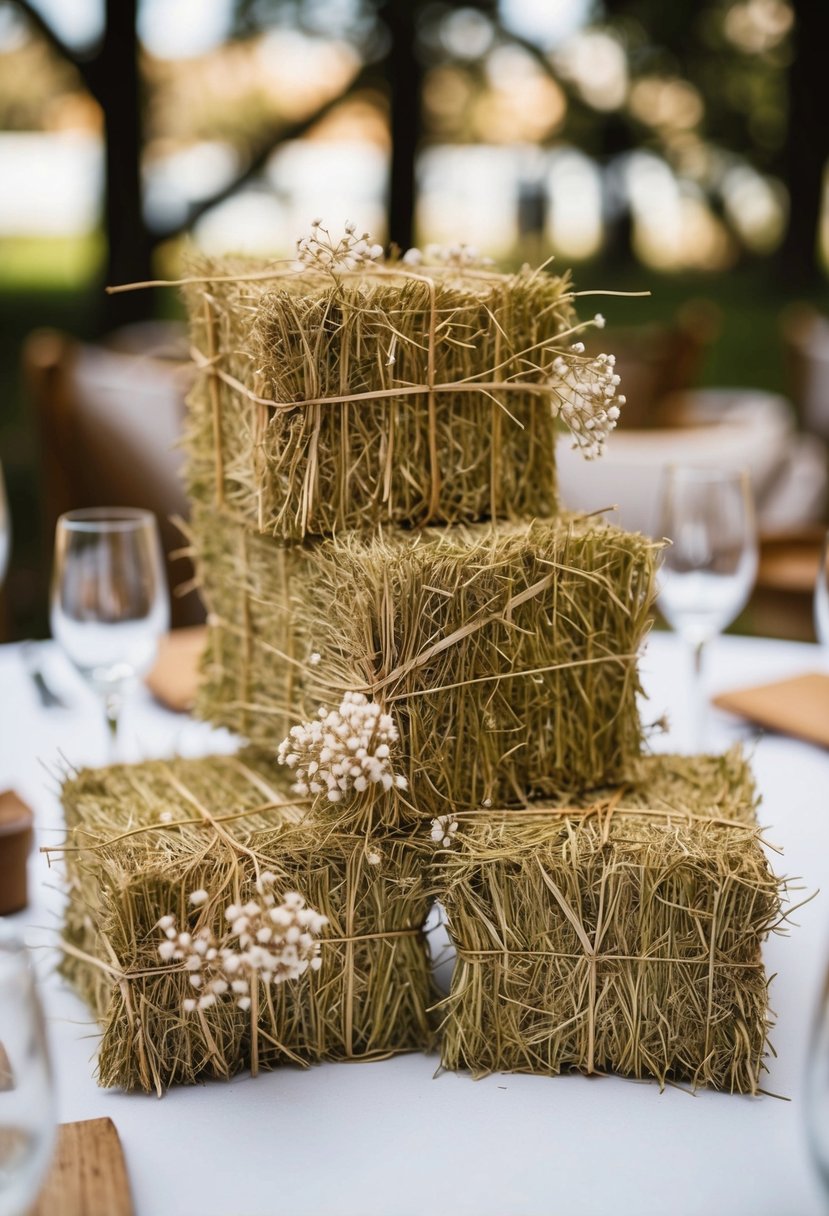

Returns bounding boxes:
[150,62,381,245]
[12,0,104,103]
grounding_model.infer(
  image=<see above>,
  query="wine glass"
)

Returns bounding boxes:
[814,530,829,648]
[657,466,757,749]
[806,963,829,1197]
[0,461,9,588]
[50,508,169,752]
[0,936,56,1216]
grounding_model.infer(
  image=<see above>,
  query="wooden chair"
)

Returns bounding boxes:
[781,303,829,439]
[23,324,204,630]
[600,300,721,429]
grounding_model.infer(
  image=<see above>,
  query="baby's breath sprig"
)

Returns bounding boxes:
[157,877,328,1014]
[277,691,408,803]
[296,219,384,275]
[549,319,625,460]
[430,815,459,849]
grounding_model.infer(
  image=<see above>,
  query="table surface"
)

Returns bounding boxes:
[1,632,828,1216]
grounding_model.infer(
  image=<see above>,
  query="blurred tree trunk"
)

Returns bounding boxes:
[97,0,155,331]
[13,0,155,331]
[778,0,829,289]
[379,0,422,251]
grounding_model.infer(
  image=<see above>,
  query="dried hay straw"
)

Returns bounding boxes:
[56,751,434,1094]
[183,256,577,539]
[190,508,659,828]
[435,750,787,1093]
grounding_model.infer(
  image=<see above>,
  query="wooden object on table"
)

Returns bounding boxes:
[31,1118,133,1216]
[145,625,207,712]
[713,671,829,749]
[0,790,33,914]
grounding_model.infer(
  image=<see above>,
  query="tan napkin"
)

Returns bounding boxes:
[31,1118,133,1216]
[145,625,207,713]
[713,671,829,748]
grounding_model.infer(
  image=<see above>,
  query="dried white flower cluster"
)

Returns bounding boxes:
[430,815,459,849]
[296,219,384,273]
[157,877,327,1013]
[277,691,408,803]
[550,333,626,460]
[402,244,494,269]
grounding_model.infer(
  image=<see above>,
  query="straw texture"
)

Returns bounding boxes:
[58,751,434,1094]
[183,256,576,538]
[435,750,784,1093]
[191,508,659,827]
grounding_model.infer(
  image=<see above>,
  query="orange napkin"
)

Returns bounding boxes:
[145,625,207,713]
[713,671,829,749]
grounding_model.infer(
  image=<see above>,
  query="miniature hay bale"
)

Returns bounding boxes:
[183,256,576,538]
[192,508,658,826]
[58,751,434,1093]
[436,750,784,1093]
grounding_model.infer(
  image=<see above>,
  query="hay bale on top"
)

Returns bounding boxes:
[183,257,575,539]
[436,751,784,1093]
[59,751,434,1093]
[192,509,658,827]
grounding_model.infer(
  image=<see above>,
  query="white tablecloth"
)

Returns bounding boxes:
[1,633,828,1216]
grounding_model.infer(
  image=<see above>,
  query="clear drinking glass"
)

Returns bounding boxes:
[50,508,169,750]
[657,467,757,749]
[814,530,829,647]
[806,967,829,1196]
[0,461,9,588]
[0,937,56,1216]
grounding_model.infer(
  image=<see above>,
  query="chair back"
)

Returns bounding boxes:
[24,324,204,629]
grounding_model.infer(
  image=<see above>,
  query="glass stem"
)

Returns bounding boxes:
[690,639,705,752]
[104,691,120,760]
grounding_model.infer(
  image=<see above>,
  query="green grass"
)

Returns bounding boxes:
[0,234,104,291]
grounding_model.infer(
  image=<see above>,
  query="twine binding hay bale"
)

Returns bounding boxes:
[435,750,787,1093]
[190,508,659,829]
[183,255,581,539]
[56,751,435,1094]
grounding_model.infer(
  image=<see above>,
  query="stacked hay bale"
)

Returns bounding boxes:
[193,506,657,813]
[60,752,434,1094]
[58,234,784,1094]
[183,257,575,537]
[435,751,783,1093]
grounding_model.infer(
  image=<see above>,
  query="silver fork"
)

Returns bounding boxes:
[21,641,68,709]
